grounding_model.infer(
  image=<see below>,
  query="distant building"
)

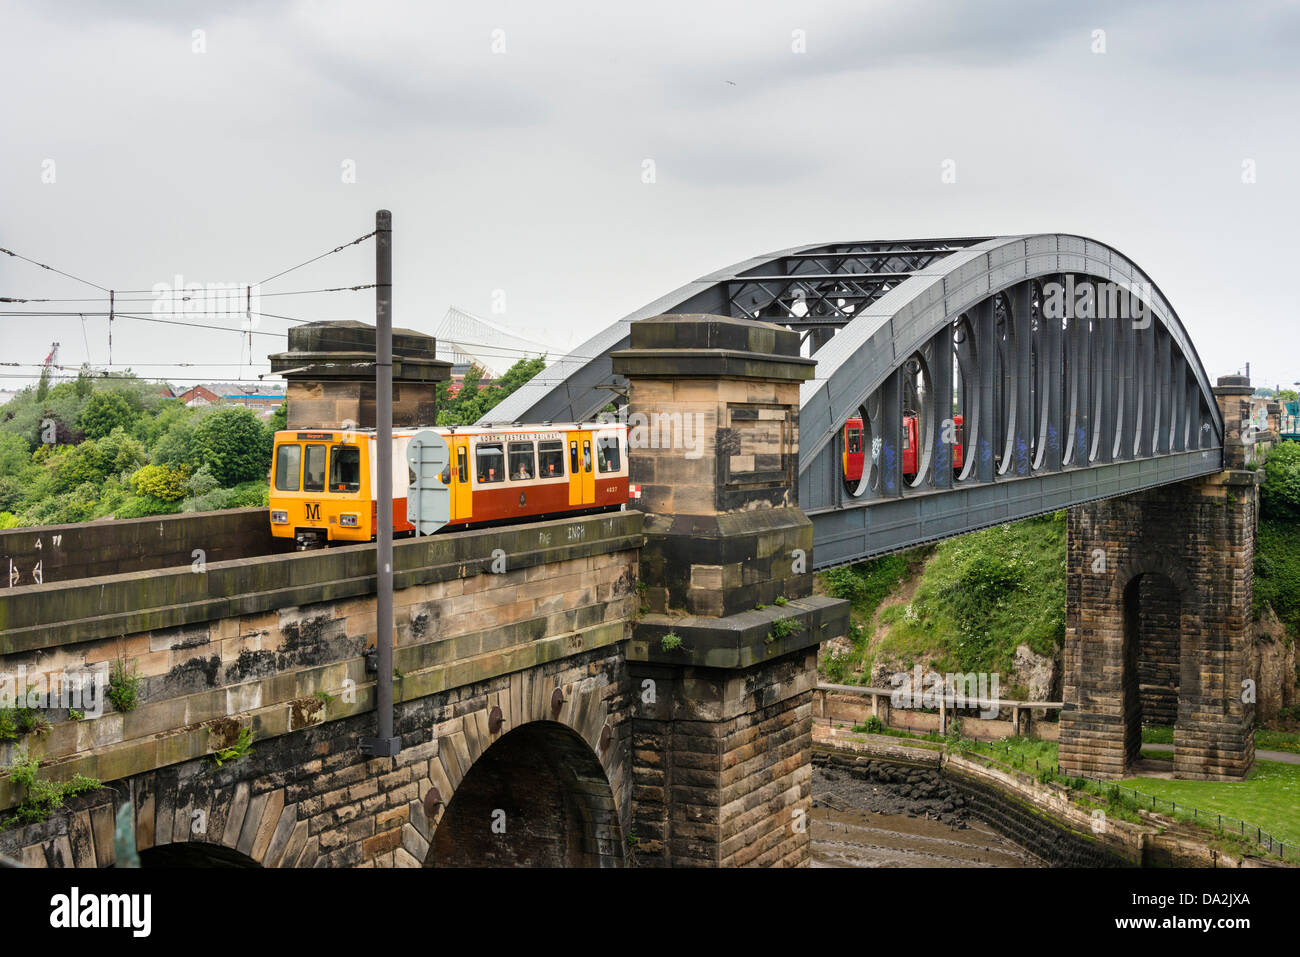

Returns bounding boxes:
[445,363,493,398]
[221,392,285,416]
[176,385,219,407]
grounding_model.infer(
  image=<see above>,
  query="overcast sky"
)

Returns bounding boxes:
[2,0,1297,393]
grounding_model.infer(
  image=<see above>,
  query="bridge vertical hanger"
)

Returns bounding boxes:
[1069,291,1090,468]
[929,321,953,490]
[879,369,903,496]
[1094,296,1114,465]
[1011,282,1033,476]
[108,290,114,365]
[1136,304,1156,458]
[1040,275,1062,472]
[1117,307,1137,460]
[975,297,996,484]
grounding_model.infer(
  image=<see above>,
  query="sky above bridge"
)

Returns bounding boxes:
[2,0,1297,393]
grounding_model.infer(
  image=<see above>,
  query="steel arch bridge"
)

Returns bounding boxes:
[485,235,1225,569]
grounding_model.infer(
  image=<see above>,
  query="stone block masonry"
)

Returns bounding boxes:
[1059,375,1262,781]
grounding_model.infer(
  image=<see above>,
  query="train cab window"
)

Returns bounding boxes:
[329,446,362,492]
[303,444,327,492]
[847,428,862,454]
[569,441,579,474]
[274,444,301,491]
[582,440,592,472]
[508,441,535,481]
[456,447,468,483]
[476,444,505,483]
[596,436,621,472]
[538,440,564,478]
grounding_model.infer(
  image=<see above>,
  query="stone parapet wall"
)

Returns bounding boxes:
[0,507,286,588]
[0,511,642,819]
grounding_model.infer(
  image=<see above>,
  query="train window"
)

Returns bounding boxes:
[508,441,535,481]
[569,441,579,473]
[274,444,301,491]
[476,444,505,483]
[582,440,592,472]
[456,447,468,483]
[847,428,862,454]
[303,444,326,492]
[538,440,565,478]
[329,446,362,492]
[596,436,621,472]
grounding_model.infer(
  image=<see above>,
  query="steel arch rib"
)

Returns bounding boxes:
[798,234,1224,469]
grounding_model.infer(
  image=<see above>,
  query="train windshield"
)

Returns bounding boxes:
[596,436,621,472]
[538,440,564,478]
[476,444,505,483]
[330,445,361,492]
[847,427,861,453]
[303,444,327,492]
[274,444,301,491]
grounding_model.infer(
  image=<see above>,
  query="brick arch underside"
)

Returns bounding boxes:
[427,721,624,867]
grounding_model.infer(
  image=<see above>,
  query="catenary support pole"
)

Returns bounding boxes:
[361,209,400,757]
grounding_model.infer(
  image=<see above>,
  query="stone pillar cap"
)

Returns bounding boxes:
[611,313,814,382]
[1213,374,1253,396]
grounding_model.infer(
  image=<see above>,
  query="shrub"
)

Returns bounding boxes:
[107,657,142,712]
[130,463,191,501]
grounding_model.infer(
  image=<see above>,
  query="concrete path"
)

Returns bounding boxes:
[1143,742,1300,765]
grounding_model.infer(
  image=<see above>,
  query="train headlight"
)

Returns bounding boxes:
[340,513,359,527]
[271,510,289,524]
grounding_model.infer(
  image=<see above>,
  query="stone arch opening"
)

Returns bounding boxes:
[138,843,260,867]
[1120,571,1185,770]
[427,721,623,868]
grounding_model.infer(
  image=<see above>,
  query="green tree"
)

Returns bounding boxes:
[436,356,547,426]
[268,401,287,433]
[193,406,272,485]
[1261,441,1300,522]
[77,391,136,440]
[1278,389,1298,403]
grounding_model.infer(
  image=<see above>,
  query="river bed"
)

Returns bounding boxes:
[810,766,1043,868]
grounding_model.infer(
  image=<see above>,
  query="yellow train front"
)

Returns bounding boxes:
[269,423,630,548]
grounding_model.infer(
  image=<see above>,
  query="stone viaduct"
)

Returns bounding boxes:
[0,314,847,868]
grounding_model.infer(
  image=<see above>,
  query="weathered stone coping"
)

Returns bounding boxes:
[628,595,846,669]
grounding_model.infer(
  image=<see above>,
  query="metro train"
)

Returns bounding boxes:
[842,414,964,483]
[269,422,629,548]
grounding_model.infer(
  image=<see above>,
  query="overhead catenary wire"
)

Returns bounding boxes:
[257,231,377,286]
[0,246,110,293]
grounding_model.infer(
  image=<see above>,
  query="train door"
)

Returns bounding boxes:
[449,435,471,522]
[568,430,595,506]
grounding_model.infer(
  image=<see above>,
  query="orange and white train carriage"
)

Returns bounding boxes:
[269,421,629,548]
